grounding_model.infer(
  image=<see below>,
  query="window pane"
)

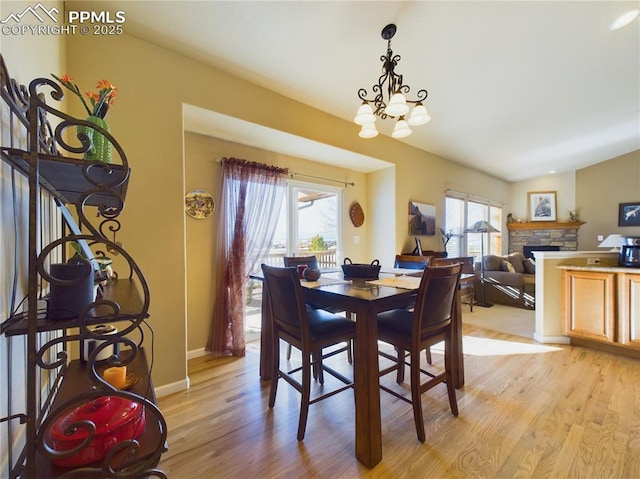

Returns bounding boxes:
[445,194,503,260]
[445,197,464,257]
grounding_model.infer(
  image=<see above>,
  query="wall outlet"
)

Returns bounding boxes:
[353,236,360,244]
[587,258,600,265]
[597,234,604,241]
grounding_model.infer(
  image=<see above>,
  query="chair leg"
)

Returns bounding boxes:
[425,347,432,365]
[410,353,426,443]
[395,347,405,384]
[297,352,312,440]
[346,340,353,364]
[312,351,324,384]
[286,343,293,361]
[268,334,280,408]
[444,340,459,417]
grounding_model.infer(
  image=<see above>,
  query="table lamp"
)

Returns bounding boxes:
[598,234,622,252]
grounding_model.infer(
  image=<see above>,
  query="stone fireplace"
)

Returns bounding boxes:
[507,221,585,254]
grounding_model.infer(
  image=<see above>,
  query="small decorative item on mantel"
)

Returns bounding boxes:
[52,74,118,163]
[569,210,579,222]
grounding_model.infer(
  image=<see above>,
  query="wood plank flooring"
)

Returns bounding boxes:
[157,324,640,478]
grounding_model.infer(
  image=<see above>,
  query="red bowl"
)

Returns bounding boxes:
[48,396,146,467]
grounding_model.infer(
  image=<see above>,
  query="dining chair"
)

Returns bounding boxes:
[261,264,355,440]
[376,263,462,442]
[394,254,431,270]
[283,256,353,365]
[433,256,475,312]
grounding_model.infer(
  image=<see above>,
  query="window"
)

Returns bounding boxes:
[269,181,342,267]
[445,193,502,260]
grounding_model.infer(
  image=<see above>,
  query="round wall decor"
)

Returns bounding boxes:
[185,190,215,219]
[349,202,365,227]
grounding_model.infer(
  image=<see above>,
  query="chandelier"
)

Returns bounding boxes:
[354,24,431,139]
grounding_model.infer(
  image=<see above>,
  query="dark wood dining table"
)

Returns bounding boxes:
[255,268,467,469]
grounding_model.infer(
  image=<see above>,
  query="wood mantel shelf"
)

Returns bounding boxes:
[506,221,586,230]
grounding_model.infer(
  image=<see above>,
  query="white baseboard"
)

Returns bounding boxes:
[533,332,570,344]
[154,377,190,398]
[187,347,208,360]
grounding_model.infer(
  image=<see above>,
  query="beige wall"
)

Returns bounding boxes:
[576,150,640,250]
[509,172,576,224]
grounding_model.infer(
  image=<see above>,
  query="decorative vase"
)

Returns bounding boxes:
[78,115,112,163]
[302,267,321,282]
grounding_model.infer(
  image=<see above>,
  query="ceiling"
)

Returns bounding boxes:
[93,1,639,181]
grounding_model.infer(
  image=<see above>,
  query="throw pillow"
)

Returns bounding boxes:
[501,260,516,273]
[523,258,536,274]
[484,255,503,271]
[507,252,526,273]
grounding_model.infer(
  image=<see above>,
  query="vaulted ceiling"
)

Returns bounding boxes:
[93,1,639,181]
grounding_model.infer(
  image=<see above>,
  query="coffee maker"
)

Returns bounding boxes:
[619,237,640,267]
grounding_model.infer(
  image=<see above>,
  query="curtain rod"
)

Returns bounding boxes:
[215,158,354,187]
[290,172,355,188]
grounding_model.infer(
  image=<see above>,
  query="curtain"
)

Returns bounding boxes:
[206,157,288,357]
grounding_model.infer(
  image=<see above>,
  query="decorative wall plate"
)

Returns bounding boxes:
[349,202,365,227]
[185,190,215,219]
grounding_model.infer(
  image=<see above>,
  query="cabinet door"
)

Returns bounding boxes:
[562,270,616,343]
[619,273,640,349]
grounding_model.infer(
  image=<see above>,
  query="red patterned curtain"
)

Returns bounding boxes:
[206,158,288,357]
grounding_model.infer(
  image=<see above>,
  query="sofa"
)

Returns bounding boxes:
[475,252,535,309]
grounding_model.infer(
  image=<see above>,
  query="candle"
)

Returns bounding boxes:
[103,366,127,389]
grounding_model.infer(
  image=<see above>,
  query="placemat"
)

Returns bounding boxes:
[300,277,351,288]
[367,276,422,290]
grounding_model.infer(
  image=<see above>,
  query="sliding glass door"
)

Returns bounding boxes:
[245,181,342,338]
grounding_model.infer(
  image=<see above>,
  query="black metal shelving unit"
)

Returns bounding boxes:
[0,54,167,478]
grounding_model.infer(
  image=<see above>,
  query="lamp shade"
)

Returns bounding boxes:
[358,122,379,138]
[408,102,431,126]
[391,118,412,138]
[354,102,376,125]
[598,234,622,250]
[464,220,500,233]
[385,93,410,117]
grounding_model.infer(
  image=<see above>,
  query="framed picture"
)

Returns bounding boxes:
[408,201,436,235]
[618,202,640,227]
[528,191,557,221]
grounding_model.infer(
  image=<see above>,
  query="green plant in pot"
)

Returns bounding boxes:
[52,74,117,163]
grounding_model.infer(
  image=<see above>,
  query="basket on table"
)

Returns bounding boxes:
[341,258,381,279]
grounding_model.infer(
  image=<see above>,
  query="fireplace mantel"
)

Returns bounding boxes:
[506,221,585,231]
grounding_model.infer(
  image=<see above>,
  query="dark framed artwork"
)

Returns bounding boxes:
[408,201,436,235]
[618,202,640,226]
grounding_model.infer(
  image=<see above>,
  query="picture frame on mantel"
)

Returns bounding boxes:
[528,191,557,221]
[618,202,640,227]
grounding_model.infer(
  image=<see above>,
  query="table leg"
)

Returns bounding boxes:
[354,304,382,468]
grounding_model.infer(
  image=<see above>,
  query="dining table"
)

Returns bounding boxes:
[255,267,467,469]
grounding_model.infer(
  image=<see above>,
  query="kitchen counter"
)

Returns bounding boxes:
[557,263,640,274]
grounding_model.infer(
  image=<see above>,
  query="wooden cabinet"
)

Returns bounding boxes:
[562,270,616,343]
[561,266,640,353]
[619,273,640,349]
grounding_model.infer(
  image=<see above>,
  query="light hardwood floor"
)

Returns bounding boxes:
[157,322,640,478]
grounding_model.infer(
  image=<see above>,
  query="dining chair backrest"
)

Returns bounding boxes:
[394,254,430,270]
[432,256,475,274]
[261,264,309,341]
[283,255,319,270]
[413,264,462,334]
